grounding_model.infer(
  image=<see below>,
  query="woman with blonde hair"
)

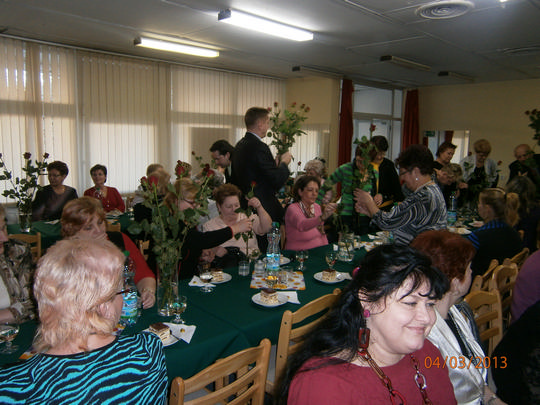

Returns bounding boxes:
[0,239,167,403]
[466,188,522,278]
[62,197,156,308]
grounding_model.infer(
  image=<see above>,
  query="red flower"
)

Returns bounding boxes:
[251,181,257,188]
[291,102,297,107]
[298,161,302,166]
[204,163,210,170]
[497,160,502,165]
[370,124,376,133]
[305,107,310,113]
[206,169,215,177]
[300,104,305,109]
[23,152,31,159]
[43,153,49,159]
[267,107,272,112]
[191,151,196,155]
[274,101,278,107]
[147,175,159,187]
[176,165,185,176]
[140,176,148,185]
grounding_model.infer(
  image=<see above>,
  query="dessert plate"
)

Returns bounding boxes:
[314,272,345,284]
[251,292,288,308]
[143,322,184,347]
[210,273,232,284]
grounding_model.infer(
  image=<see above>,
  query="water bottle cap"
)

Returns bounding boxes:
[123,250,130,257]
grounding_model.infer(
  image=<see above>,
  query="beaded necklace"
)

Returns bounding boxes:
[298,201,324,235]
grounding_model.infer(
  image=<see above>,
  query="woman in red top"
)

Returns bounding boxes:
[84,164,125,213]
[61,197,155,308]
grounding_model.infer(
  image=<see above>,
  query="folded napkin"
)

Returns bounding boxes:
[339,272,352,280]
[169,323,196,344]
[278,291,300,304]
[189,275,215,288]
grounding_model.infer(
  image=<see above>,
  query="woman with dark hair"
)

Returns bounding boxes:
[83,164,125,213]
[284,175,337,250]
[354,144,447,244]
[506,175,540,252]
[275,244,455,404]
[434,141,457,170]
[466,188,522,278]
[32,161,78,221]
[411,230,504,405]
[370,136,403,210]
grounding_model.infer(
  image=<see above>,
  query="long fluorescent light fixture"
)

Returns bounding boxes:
[218,9,313,42]
[134,37,219,58]
[438,71,474,82]
[380,55,431,72]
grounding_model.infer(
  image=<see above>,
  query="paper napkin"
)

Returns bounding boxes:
[189,275,215,288]
[278,291,300,304]
[169,323,196,344]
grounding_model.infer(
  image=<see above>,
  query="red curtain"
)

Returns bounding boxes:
[444,130,454,143]
[402,89,419,150]
[338,79,354,165]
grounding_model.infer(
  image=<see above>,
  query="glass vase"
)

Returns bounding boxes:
[156,261,179,316]
[337,232,354,262]
[18,209,32,233]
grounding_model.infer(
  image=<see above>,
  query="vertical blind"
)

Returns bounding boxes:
[0,36,329,202]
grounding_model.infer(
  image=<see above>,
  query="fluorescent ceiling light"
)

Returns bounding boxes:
[134,37,219,58]
[438,71,474,82]
[218,9,313,42]
[380,55,431,72]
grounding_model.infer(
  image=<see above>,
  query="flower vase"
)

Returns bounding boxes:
[18,209,32,233]
[156,261,179,316]
[337,232,354,262]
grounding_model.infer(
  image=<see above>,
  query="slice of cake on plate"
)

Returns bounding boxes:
[149,322,171,343]
[260,288,279,305]
[322,269,337,282]
[211,269,224,282]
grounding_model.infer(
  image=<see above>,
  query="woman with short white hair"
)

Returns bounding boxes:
[0,239,168,403]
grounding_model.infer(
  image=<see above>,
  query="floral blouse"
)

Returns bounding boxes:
[0,239,35,321]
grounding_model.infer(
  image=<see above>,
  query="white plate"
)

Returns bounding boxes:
[251,292,288,308]
[448,227,471,235]
[211,272,232,284]
[262,256,291,266]
[144,322,183,347]
[314,271,345,284]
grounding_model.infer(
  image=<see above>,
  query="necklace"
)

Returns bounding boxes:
[356,329,433,405]
[298,201,324,234]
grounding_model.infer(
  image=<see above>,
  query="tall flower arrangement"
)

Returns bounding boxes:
[0,152,49,213]
[233,181,260,260]
[268,102,310,155]
[128,153,215,315]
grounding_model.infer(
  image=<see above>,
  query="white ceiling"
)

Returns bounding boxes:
[1,0,539,88]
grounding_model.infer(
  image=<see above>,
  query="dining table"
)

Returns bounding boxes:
[0,243,368,384]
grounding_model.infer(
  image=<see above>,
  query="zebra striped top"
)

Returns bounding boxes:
[0,332,167,404]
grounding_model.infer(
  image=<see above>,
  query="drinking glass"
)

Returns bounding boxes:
[0,323,20,354]
[265,271,278,288]
[171,294,187,324]
[325,251,337,271]
[238,260,250,276]
[296,250,308,271]
[199,268,214,293]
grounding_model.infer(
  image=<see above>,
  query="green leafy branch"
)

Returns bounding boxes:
[268,102,310,155]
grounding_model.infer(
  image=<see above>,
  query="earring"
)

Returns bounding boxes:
[415,177,419,181]
[363,309,370,318]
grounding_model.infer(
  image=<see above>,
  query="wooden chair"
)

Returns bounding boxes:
[489,261,518,327]
[507,247,529,269]
[170,338,271,405]
[464,290,503,356]
[269,288,341,392]
[106,222,121,232]
[138,240,150,261]
[8,232,42,261]
[469,259,499,292]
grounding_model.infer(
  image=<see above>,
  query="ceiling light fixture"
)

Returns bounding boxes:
[416,1,474,19]
[218,9,313,42]
[134,37,219,58]
[380,55,431,72]
[438,71,474,82]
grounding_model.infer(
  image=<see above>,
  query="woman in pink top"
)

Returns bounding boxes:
[285,175,337,251]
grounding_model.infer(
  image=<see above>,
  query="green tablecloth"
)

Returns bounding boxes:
[0,244,367,382]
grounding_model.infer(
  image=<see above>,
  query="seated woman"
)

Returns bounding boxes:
[506,175,540,252]
[355,144,447,244]
[411,230,504,405]
[166,178,252,279]
[0,205,35,323]
[0,239,167,403]
[284,176,337,251]
[202,183,271,264]
[32,161,78,221]
[61,197,156,309]
[466,188,523,279]
[275,244,455,405]
[83,164,125,213]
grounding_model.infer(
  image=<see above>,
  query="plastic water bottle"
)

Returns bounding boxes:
[266,222,281,273]
[120,251,138,327]
[447,192,457,226]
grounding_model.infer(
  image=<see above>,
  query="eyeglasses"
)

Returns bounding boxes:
[182,198,196,205]
[398,169,412,177]
[116,289,131,295]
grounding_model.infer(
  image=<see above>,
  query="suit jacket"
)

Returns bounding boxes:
[376,158,404,206]
[231,132,290,222]
[508,154,540,184]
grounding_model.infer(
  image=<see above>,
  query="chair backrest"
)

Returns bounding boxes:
[489,261,518,326]
[170,338,271,405]
[507,247,529,269]
[470,259,499,292]
[138,240,150,261]
[8,232,42,261]
[106,222,121,233]
[464,290,503,356]
[274,289,341,383]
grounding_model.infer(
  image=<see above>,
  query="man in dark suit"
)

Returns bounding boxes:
[508,143,540,185]
[210,139,234,183]
[231,107,291,224]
